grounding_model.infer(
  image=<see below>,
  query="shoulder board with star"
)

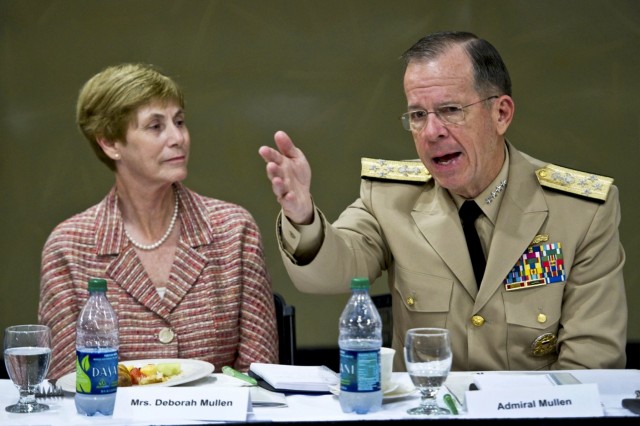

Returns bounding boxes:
[361,157,432,183]
[535,163,613,202]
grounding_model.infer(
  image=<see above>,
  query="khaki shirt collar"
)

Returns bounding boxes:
[450,144,510,226]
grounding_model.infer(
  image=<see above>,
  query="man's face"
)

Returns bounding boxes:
[403,45,511,199]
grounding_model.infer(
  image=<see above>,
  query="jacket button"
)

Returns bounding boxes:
[406,296,415,306]
[537,313,547,323]
[158,327,175,344]
[471,315,485,327]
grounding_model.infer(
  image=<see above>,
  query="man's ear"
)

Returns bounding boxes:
[495,95,515,136]
[96,137,121,160]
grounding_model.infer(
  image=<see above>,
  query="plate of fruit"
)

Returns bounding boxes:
[57,358,214,392]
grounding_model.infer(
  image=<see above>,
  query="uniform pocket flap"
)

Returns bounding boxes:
[503,284,564,329]
[395,267,453,313]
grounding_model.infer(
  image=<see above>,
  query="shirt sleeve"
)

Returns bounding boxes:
[38,232,81,380]
[552,185,627,369]
[234,214,279,371]
[278,207,324,265]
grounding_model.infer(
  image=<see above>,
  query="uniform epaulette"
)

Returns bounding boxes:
[535,163,613,202]
[361,157,432,183]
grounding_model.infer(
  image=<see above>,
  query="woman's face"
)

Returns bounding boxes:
[114,100,190,187]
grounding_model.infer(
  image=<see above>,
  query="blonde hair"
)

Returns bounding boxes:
[76,63,184,170]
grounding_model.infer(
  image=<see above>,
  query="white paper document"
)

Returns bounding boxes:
[472,372,583,390]
[249,363,339,392]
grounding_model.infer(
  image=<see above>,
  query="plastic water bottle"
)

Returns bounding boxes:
[338,277,383,414]
[75,278,119,416]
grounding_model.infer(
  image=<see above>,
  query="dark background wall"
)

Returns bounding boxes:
[1,1,638,357]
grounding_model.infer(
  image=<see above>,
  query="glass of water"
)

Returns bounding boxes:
[404,327,452,415]
[3,324,52,413]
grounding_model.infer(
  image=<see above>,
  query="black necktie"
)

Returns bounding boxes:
[459,200,486,287]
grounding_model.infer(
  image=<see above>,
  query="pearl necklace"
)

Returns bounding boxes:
[123,189,179,251]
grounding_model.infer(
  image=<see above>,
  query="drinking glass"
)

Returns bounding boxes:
[404,327,452,415]
[3,324,52,413]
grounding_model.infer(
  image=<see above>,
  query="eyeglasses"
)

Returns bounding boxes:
[401,95,499,132]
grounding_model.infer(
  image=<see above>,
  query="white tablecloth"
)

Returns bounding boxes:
[1,370,638,425]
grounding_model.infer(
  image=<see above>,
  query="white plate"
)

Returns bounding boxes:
[329,381,417,401]
[57,358,215,393]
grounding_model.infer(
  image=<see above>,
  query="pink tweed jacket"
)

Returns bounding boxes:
[39,183,278,379]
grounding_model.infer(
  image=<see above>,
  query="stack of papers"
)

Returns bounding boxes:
[472,372,581,390]
[249,363,339,393]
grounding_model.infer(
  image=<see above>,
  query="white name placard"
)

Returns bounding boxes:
[465,383,603,418]
[113,386,250,422]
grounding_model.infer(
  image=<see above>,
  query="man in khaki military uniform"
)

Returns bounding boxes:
[258,31,627,371]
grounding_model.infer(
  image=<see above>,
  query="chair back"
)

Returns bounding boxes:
[273,292,297,365]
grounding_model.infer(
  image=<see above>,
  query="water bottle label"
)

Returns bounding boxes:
[339,349,381,393]
[76,349,118,395]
